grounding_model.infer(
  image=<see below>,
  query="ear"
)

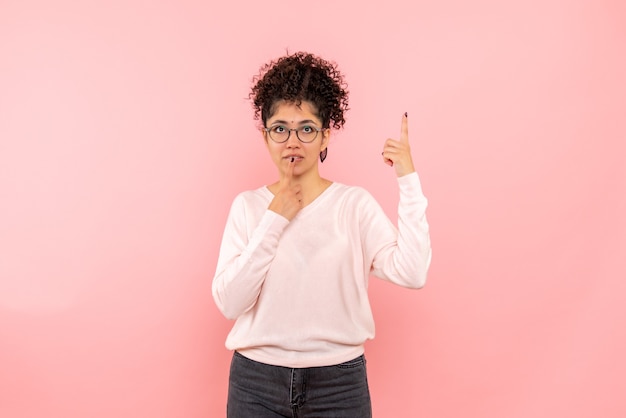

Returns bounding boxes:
[320,128,331,151]
[261,127,269,145]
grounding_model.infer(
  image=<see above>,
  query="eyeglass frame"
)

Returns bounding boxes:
[263,124,328,143]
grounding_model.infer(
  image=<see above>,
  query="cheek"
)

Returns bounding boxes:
[268,145,283,160]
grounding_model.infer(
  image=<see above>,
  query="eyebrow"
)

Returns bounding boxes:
[269,119,319,126]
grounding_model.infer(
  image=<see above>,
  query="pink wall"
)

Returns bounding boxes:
[1,0,624,416]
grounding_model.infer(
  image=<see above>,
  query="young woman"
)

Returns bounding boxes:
[212,51,432,417]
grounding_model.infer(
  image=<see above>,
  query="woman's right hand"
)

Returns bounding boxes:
[268,159,302,221]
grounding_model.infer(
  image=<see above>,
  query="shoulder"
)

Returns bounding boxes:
[232,186,270,203]
[228,186,272,212]
[327,182,378,206]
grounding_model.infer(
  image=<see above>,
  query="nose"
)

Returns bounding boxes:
[285,129,301,147]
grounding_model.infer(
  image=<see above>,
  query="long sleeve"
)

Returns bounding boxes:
[211,178,431,368]
[212,193,289,319]
[365,172,432,288]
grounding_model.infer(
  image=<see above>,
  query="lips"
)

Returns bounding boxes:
[284,155,304,161]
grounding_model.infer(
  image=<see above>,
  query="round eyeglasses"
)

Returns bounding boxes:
[264,125,324,143]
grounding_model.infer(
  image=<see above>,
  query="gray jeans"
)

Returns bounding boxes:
[227,351,372,417]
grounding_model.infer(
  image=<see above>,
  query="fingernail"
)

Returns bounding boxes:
[404,112,408,118]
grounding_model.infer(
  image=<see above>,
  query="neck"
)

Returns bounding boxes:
[270,172,332,207]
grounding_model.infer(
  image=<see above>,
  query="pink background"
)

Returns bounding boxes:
[1,0,625,417]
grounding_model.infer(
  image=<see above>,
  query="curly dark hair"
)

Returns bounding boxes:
[249,51,349,130]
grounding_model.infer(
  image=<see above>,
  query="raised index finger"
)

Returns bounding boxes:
[282,157,296,187]
[400,111,409,143]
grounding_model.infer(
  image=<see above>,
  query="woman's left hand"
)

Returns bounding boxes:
[382,112,416,177]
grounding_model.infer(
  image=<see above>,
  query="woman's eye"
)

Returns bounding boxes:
[272,126,286,133]
[302,126,313,133]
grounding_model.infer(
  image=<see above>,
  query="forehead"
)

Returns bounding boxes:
[267,100,321,124]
